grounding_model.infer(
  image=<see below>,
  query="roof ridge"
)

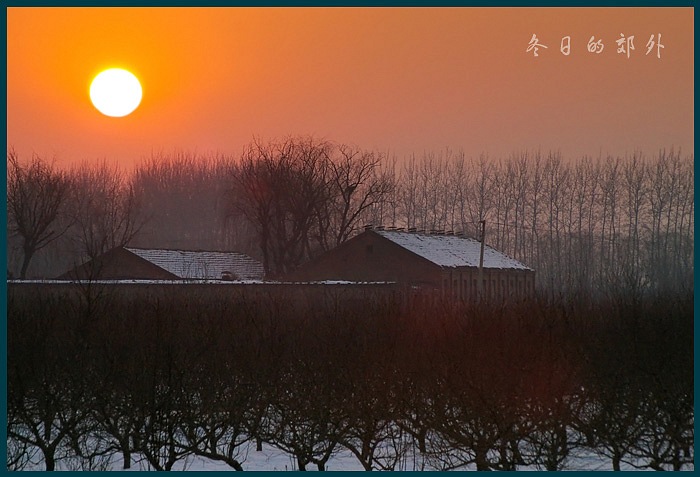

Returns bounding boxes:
[125,246,251,255]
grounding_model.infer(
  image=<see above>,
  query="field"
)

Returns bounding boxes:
[19,440,658,471]
[7,282,694,471]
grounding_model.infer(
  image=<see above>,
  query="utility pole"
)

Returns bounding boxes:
[477,219,486,300]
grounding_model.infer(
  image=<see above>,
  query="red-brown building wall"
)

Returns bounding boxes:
[57,247,177,280]
[442,268,535,301]
[289,231,443,287]
[290,231,536,300]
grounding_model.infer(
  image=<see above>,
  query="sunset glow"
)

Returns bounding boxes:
[6,7,694,168]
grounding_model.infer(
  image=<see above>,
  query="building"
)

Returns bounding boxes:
[290,227,534,300]
[57,246,264,281]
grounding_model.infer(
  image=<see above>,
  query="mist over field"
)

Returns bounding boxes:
[7,143,693,299]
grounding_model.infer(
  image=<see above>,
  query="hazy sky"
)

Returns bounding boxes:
[6,7,694,169]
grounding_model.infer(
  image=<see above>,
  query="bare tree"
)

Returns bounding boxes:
[7,290,93,470]
[7,150,72,278]
[262,375,347,471]
[67,161,144,261]
[358,153,398,227]
[563,157,600,297]
[341,371,411,471]
[316,144,393,250]
[232,137,332,276]
[465,154,495,238]
[131,152,239,251]
[396,155,419,229]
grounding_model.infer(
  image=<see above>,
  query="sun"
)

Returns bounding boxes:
[90,68,142,117]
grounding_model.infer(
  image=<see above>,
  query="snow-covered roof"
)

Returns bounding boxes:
[125,248,265,280]
[375,230,533,271]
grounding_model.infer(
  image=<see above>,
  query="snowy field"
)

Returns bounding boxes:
[18,439,667,472]
[126,447,647,472]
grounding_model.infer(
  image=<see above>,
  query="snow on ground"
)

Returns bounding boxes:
[22,440,666,472]
[8,279,268,285]
[7,279,393,285]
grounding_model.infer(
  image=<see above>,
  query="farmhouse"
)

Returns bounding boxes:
[290,227,534,300]
[57,246,264,281]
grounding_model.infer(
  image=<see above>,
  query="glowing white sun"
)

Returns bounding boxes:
[90,68,142,117]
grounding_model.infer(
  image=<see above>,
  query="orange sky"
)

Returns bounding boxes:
[6,7,694,169]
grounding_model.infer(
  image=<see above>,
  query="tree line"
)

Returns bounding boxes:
[6,141,693,297]
[366,148,693,299]
[7,284,693,471]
